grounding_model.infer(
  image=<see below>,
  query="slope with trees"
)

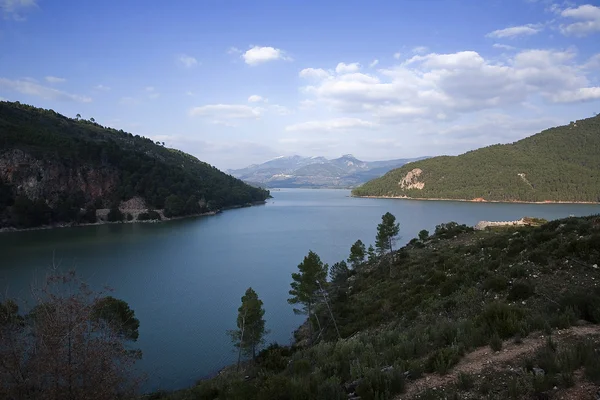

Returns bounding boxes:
[353,115,600,203]
[0,101,270,229]
[162,212,600,400]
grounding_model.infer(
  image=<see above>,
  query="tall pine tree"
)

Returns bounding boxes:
[228,287,267,367]
[376,212,400,256]
[288,250,328,344]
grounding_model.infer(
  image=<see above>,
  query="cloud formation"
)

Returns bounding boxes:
[178,54,199,68]
[486,24,542,38]
[189,104,262,124]
[248,95,266,103]
[285,117,377,132]
[45,76,66,84]
[298,48,600,124]
[242,46,290,65]
[560,4,600,36]
[0,77,92,103]
[1,0,37,20]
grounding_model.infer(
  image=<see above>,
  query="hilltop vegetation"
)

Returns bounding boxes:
[0,101,269,229]
[353,115,600,203]
[157,213,600,400]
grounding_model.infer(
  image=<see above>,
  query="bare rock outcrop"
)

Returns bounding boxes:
[399,168,425,190]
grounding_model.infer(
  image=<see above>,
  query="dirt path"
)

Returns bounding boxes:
[396,325,600,399]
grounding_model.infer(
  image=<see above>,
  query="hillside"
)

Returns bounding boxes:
[158,214,600,400]
[0,101,269,229]
[352,115,600,203]
[228,155,427,188]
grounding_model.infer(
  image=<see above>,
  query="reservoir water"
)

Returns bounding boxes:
[1,189,599,392]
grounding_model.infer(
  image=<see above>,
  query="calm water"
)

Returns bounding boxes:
[1,189,599,391]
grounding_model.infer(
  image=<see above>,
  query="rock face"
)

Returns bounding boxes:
[399,168,425,190]
[0,149,119,207]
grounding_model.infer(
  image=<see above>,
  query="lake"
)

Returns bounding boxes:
[1,189,599,392]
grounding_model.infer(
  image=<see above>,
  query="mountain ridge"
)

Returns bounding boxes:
[0,101,269,229]
[228,154,427,188]
[352,115,600,203]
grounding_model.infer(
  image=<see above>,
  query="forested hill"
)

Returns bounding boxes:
[0,101,269,229]
[353,115,600,203]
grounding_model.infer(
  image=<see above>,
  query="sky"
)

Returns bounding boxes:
[1,0,600,170]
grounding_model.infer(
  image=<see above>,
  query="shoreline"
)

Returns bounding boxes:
[0,200,267,234]
[352,194,600,205]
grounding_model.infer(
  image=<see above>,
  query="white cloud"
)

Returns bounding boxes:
[94,84,110,91]
[227,47,241,54]
[299,68,330,80]
[493,43,516,50]
[0,77,92,103]
[270,104,291,115]
[248,95,267,103]
[285,118,377,132]
[560,4,600,36]
[335,62,361,73]
[242,46,290,66]
[189,104,262,122]
[1,0,37,20]
[551,87,600,102]
[178,54,199,68]
[486,24,543,38]
[393,52,402,60]
[45,76,66,84]
[412,46,429,54]
[145,86,159,99]
[119,97,139,106]
[299,47,600,124]
[369,59,379,68]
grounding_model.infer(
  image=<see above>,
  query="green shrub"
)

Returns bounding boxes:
[482,275,508,292]
[426,346,461,375]
[477,302,525,338]
[489,333,502,352]
[507,281,535,301]
[107,206,124,222]
[138,210,162,221]
[456,372,474,390]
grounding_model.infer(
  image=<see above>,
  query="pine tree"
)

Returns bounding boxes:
[367,244,377,263]
[288,250,328,344]
[376,212,400,256]
[348,239,366,269]
[330,261,350,284]
[229,287,267,367]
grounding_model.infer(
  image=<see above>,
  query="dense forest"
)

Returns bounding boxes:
[157,213,600,400]
[0,101,269,229]
[353,114,600,203]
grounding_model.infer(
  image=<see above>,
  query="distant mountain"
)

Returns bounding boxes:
[352,115,600,203]
[228,155,427,188]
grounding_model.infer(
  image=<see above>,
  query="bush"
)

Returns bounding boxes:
[426,346,461,375]
[507,281,535,301]
[138,210,162,221]
[483,275,508,292]
[489,333,503,352]
[107,206,124,222]
[456,372,474,390]
[477,302,525,338]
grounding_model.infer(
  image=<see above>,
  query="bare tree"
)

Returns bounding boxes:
[0,269,141,400]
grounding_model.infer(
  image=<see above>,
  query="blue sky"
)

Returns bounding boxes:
[1,0,599,169]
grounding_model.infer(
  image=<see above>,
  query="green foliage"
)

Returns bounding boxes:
[456,372,474,391]
[348,239,366,268]
[482,275,508,292]
[330,261,350,284]
[138,210,162,221]
[489,333,503,352]
[418,229,429,241]
[352,114,600,202]
[375,212,400,255]
[92,296,140,341]
[229,288,267,360]
[0,101,269,228]
[107,206,124,222]
[507,280,535,301]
